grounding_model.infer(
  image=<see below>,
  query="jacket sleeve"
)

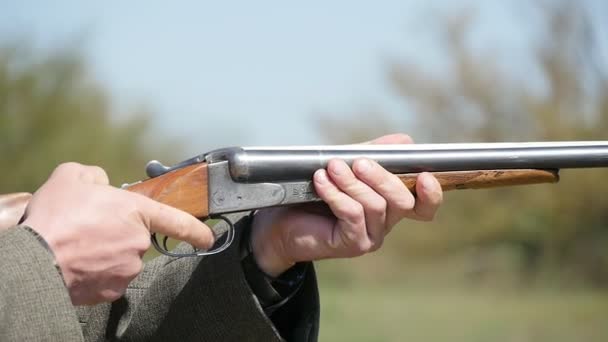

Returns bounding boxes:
[0,226,84,341]
[79,212,320,342]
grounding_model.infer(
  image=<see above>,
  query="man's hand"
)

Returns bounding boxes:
[22,162,214,305]
[251,134,444,277]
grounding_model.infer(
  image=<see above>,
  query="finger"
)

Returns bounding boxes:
[50,162,110,185]
[79,165,110,185]
[134,195,215,249]
[327,159,387,245]
[352,159,415,227]
[313,168,371,253]
[410,172,443,221]
[365,133,414,145]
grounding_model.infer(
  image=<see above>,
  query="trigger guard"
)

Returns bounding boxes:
[151,215,236,257]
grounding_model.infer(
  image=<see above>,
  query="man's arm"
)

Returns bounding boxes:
[0,226,84,341]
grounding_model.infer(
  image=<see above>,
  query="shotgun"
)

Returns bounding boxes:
[2,141,608,257]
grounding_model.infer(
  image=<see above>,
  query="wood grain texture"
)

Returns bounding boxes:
[398,169,559,193]
[127,163,209,218]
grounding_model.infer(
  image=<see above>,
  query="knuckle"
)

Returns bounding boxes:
[352,158,369,174]
[395,194,416,212]
[366,198,387,217]
[123,261,143,282]
[137,235,151,252]
[342,232,374,256]
[118,259,143,280]
[322,190,341,205]
[368,237,384,252]
[54,162,82,174]
[353,239,373,255]
[374,175,397,194]
[360,166,386,186]
[173,226,189,241]
[341,202,365,223]
[339,225,366,249]
[343,181,362,194]
[126,201,146,225]
[89,165,109,178]
[338,176,360,192]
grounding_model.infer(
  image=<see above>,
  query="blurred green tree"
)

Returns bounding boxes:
[317,2,608,286]
[0,42,176,192]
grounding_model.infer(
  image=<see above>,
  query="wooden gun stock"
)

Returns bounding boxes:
[127,163,210,218]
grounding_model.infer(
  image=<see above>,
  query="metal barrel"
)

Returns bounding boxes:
[205,142,608,183]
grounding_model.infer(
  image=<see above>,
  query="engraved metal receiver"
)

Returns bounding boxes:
[131,141,608,257]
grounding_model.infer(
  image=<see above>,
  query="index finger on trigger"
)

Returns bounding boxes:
[136,196,215,250]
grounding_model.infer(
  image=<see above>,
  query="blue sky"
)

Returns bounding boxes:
[1,1,606,155]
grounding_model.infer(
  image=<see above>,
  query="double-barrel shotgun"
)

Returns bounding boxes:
[2,141,608,257]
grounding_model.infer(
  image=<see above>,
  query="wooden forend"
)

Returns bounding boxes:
[397,169,559,193]
[127,163,210,218]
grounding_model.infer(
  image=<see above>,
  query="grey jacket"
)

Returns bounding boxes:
[0,214,319,341]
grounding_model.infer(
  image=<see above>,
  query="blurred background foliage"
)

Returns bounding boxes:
[0,43,177,192]
[1,1,607,341]
[317,2,608,340]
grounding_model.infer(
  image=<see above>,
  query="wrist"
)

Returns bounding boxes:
[241,221,309,315]
[22,216,50,242]
[19,224,54,256]
[18,224,64,283]
[250,209,295,277]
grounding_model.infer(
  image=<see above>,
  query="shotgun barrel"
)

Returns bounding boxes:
[201,141,608,183]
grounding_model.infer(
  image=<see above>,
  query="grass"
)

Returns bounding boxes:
[318,284,608,342]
